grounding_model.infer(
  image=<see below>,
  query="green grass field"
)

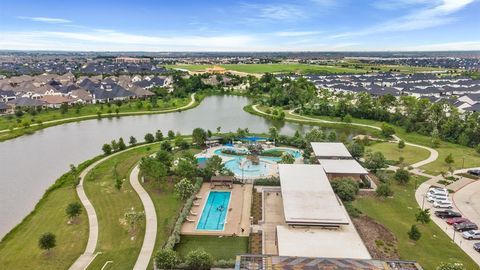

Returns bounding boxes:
[84,145,159,270]
[175,235,249,260]
[366,142,431,166]
[353,173,477,269]
[0,159,98,270]
[166,63,367,74]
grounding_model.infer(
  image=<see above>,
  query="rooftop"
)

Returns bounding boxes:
[318,159,369,175]
[311,142,352,158]
[278,164,349,226]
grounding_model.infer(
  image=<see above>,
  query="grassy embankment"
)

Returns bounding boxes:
[353,173,477,269]
[84,145,161,270]
[0,157,100,270]
[247,104,480,175]
[175,235,249,261]
[0,95,198,142]
[366,142,431,166]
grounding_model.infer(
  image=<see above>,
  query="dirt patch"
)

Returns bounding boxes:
[353,215,399,260]
[249,233,262,254]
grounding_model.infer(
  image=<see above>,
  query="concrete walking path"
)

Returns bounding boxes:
[69,143,157,270]
[130,164,158,270]
[0,93,196,135]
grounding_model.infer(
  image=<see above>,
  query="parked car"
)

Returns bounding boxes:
[429,187,448,193]
[427,194,448,203]
[428,189,448,196]
[433,200,453,209]
[446,217,470,225]
[462,230,480,240]
[474,242,480,252]
[454,222,478,232]
[467,169,480,176]
[435,210,462,219]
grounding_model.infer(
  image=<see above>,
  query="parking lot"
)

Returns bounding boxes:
[416,181,480,266]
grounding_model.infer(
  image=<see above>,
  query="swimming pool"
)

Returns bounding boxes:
[224,158,273,178]
[197,191,231,231]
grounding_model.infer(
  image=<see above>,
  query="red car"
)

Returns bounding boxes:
[447,217,470,225]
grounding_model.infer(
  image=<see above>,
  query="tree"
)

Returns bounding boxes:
[167,130,175,140]
[343,113,352,123]
[364,151,386,172]
[155,249,179,270]
[398,140,405,150]
[175,159,198,179]
[203,155,224,178]
[279,152,295,164]
[156,150,173,168]
[175,178,195,201]
[327,131,337,142]
[129,136,137,146]
[331,178,359,202]
[348,142,365,159]
[144,133,155,143]
[102,144,112,155]
[139,157,167,181]
[394,168,411,185]
[436,262,466,270]
[416,208,431,224]
[408,224,421,241]
[38,232,56,253]
[192,128,207,146]
[269,126,279,141]
[66,202,82,222]
[185,249,213,270]
[376,183,393,198]
[161,141,173,152]
[381,123,395,138]
[60,103,68,114]
[155,130,164,141]
[445,153,455,174]
[70,164,80,187]
[118,137,126,151]
[124,209,145,233]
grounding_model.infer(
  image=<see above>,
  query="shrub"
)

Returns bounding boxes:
[436,262,466,270]
[155,248,179,269]
[376,183,393,198]
[394,169,410,185]
[344,202,362,218]
[408,224,421,241]
[185,249,213,270]
[331,178,359,202]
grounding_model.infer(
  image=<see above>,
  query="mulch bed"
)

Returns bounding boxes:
[251,191,262,224]
[249,233,262,254]
[353,215,399,260]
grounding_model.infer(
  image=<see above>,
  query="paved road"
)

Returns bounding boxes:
[130,164,157,270]
[0,93,196,134]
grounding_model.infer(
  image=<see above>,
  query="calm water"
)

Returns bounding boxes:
[0,95,360,237]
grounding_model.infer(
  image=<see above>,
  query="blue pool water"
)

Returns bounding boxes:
[197,191,231,231]
[224,158,272,178]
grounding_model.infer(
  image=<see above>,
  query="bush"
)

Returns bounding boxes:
[331,178,359,202]
[254,177,280,186]
[155,248,179,269]
[376,183,393,198]
[344,202,362,218]
[394,169,410,185]
[185,249,213,270]
[436,262,466,270]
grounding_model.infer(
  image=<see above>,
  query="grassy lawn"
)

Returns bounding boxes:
[84,145,159,270]
[0,159,97,270]
[166,64,367,74]
[142,148,202,268]
[175,235,249,260]
[366,142,431,166]
[353,173,477,269]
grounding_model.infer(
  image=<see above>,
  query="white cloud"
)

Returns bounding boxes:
[331,0,474,38]
[241,3,306,22]
[274,31,322,37]
[17,16,72,24]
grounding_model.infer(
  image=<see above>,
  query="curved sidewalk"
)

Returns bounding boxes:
[0,93,196,135]
[130,164,158,270]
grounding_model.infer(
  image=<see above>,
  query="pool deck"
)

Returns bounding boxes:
[181,183,252,237]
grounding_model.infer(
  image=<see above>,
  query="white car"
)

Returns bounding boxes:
[429,187,447,193]
[427,194,448,202]
[462,230,480,240]
[433,200,453,209]
[428,188,448,196]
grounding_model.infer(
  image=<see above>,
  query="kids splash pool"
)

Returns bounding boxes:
[197,191,231,231]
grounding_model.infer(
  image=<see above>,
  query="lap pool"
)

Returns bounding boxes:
[197,191,231,231]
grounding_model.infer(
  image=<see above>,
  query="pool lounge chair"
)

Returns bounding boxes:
[190,210,198,216]
[193,202,200,206]
[195,195,202,199]
[186,217,195,222]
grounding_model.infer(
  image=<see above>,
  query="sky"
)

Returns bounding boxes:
[0,0,479,52]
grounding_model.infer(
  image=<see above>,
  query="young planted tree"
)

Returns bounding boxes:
[445,153,455,175]
[398,140,405,150]
[38,232,56,254]
[408,224,421,241]
[364,151,386,172]
[102,144,112,155]
[376,183,393,198]
[70,164,80,187]
[139,157,167,182]
[118,137,127,151]
[381,123,396,138]
[155,130,164,141]
[268,126,279,142]
[416,208,431,224]
[111,140,119,152]
[167,130,175,140]
[66,202,82,223]
[124,209,145,234]
[144,133,155,143]
[129,136,137,146]
[192,128,207,146]
[394,168,411,185]
[174,178,195,201]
